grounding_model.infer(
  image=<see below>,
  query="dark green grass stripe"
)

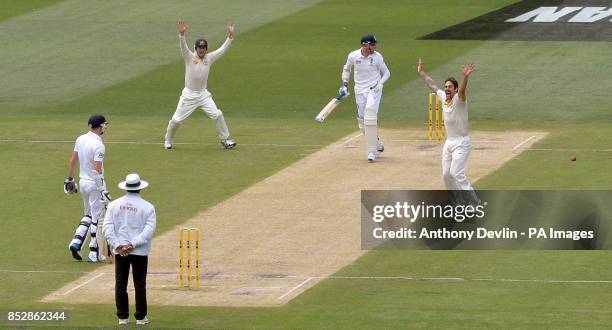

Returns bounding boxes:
[0,0,63,22]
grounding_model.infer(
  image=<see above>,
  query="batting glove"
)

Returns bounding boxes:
[63,177,78,195]
[338,85,348,97]
[101,190,112,206]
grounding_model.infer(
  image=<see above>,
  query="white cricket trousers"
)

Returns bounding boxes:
[167,87,230,140]
[70,179,106,252]
[355,89,382,130]
[442,136,474,191]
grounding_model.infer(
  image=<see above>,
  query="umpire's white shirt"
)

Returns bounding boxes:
[104,193,157,256]
[342,49,390,94]
[74,131,105,181]
[436,90,469,137]
[179,35,233,92]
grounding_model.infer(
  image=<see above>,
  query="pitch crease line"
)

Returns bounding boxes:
[342,133,362,146]
[277,277,313,300]
[62,272,105,296]
[513,135,536,151]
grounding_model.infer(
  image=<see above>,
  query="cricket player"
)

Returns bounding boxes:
[417,59,479,204]
[340,34,390,162]
[164,20,237,150]
[65,114,112,262]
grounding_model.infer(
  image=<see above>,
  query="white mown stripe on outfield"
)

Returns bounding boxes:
[277,277,313,300]
[512,135,537,150]
[62,272,105,296]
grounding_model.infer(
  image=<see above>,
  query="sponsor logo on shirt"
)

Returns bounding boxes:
[120,203,138,213]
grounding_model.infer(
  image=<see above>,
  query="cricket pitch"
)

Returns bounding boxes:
[43,129,545,307]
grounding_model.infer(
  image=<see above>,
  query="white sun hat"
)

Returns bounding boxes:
[118,173,149,191]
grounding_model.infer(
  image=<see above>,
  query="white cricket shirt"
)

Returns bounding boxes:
[436,90,469,138]
[104,193,157,256]
[342,49,390,94]
[74,131,105,181]
[179,35,233,92]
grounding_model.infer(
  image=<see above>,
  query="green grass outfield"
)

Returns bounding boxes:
[1,0,611,328]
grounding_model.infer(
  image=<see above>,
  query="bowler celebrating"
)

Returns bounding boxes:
[164,20,237,150]
[417,59,479,204]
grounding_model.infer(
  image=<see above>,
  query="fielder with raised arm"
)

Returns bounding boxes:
[340,34,390,162]
[65,114,112,262]
[417,59,479,205]
[164,20,237,150]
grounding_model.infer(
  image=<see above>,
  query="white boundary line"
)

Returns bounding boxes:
[7,269,612,284]
[512,135,536,151]
[527,148,612,152]
[0,269,90,274]
[471,278,612,284]
[62,273,105,296]
[277,277,313,300]
[0,139,322,148]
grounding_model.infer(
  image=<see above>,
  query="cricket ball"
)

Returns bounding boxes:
[570,155,576,161]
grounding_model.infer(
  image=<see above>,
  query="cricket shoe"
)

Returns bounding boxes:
[221,139,237,149]
[163,141,172,149]
[367,152,377,162]
[118,318,129,325]
[87,252,99,263]
[377,138,384,153]
[69,243,82,261]
[136,316,150,325]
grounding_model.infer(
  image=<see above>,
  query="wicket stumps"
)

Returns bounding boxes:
[428,93,446,142]
[179,227,200,288]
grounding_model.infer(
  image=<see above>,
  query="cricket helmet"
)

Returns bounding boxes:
[361,34,377,45]
[88,114,107,129]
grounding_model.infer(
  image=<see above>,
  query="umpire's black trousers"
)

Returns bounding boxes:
[115,254,148,320]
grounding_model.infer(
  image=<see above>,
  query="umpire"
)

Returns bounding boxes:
[104,173,156,326]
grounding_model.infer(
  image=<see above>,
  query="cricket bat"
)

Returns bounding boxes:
[97,195,114,264]
[315,91,349,123]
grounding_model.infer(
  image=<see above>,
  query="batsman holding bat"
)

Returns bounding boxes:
[64,114,112,262]
[341,34,390,162]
